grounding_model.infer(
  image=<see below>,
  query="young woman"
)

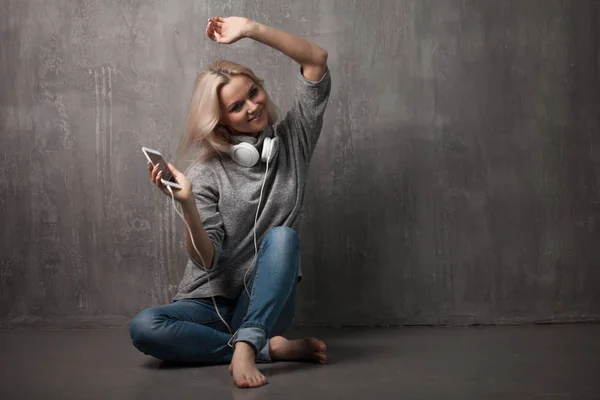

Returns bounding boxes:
[129,16,331,389]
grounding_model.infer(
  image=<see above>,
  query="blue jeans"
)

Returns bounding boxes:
[129,226,299,363]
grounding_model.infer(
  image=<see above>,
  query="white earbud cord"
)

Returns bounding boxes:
[166,185,233,335]
[243,143,272,298]
[165,141,272,347]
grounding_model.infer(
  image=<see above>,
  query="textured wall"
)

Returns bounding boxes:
[1,0,599,328]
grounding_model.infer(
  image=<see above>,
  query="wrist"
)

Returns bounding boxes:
[244,20,263,40]
[181,196,196,212]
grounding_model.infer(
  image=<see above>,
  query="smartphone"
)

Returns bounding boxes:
[141,147,182,190]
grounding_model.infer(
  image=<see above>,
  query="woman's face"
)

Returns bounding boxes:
[219,75,269,136]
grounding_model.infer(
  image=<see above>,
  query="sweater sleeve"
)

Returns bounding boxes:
[279,66,331,163]
[185,162,224,270]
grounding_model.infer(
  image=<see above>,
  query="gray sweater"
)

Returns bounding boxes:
[173,67,331,301]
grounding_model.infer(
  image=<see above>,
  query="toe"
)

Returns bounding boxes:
[235,378,248,388]
[253,375,265,388]
[317,340,327,352]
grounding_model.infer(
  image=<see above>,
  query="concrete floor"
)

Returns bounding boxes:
[0,324,598,399]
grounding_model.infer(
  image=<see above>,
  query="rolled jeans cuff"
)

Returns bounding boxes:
[232,326,271,362]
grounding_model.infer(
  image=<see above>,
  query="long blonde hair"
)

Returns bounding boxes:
[176,60,278,164]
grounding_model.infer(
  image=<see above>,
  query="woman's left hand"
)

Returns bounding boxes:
[206,16,253,44]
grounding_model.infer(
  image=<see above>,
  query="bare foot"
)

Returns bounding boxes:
[269,336,327,364]
[228,342,267,388]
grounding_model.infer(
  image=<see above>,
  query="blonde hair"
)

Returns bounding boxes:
[176,60,278,164]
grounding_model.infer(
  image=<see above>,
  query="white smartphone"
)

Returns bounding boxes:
[141,147,182,190]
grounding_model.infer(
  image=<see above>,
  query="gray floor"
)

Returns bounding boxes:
[0,324,599,399]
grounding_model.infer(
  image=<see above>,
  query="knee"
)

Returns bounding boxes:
[264,226,299,251]
[260,227,299,276]
[129,308,161,349]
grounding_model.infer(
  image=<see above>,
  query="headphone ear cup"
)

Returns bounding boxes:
[230,143,260,167]
[261,137,279,163]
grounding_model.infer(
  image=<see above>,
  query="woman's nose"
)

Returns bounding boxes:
[247,100,259,114]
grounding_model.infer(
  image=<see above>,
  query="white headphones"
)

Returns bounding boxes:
[225,136,279,167]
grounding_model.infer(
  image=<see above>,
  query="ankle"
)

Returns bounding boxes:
[234,341,257,358]
[269,336,285,354]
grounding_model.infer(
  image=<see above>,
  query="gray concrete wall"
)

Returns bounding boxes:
[1,0,599,328]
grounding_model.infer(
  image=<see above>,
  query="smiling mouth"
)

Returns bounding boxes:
[249,109,262,122]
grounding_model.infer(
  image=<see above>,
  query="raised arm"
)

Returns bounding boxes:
[207,16,328,81]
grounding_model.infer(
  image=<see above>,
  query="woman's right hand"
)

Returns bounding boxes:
[148,162,193,205]
[205,16,254,44]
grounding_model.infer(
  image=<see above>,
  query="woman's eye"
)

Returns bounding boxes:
[250,88,258,97]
